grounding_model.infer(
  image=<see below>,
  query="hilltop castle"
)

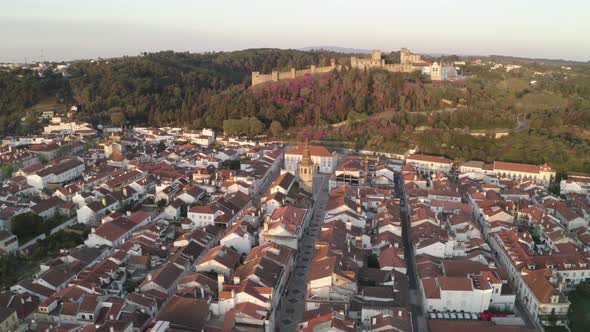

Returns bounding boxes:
[351,48,428,72]
[251,48,459,86]
[351,48,459,81]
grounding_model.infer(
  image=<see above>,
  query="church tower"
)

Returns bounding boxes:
[299,140,315,194]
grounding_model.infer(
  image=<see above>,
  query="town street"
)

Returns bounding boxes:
[396,172,428,332]
[276,173,330,331]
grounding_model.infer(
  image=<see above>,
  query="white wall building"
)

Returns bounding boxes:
[406,154,453,175]
[284,145,336,174]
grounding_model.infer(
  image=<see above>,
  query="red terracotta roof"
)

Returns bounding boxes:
[493,161,548,174]
[407,154,452,164]
[286,145,333,157]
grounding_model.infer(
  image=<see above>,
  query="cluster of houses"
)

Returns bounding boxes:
[0,123,319,331]
[299,182,413,332]
[0,116,587,332]
[403,154,590,329]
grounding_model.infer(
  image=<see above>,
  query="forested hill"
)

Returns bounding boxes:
[66,49,353,127]
[64,49,518,133]
[0,49,348,133]
[0,69,70,135]
[3,49,590,171]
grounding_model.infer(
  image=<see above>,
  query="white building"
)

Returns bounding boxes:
[460,160,556,186]
[43,121,93,135]
[76,196,119,225]
[182,128,215,147]
[220,223,253,256]
[84,212,152,248]
[26,158,85,190]
[422,275,496,313]
[195,245,240,278]
[187,205,218,228]
[518,269,570,327]
[259,206,309,250]
[427,62,459,81]
[561,173,590,195]
[406,154,453,175]
[284,145,336,174]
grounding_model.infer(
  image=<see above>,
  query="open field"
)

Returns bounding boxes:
[25,97,67,114]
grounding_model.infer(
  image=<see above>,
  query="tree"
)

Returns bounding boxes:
[269,120,283,137]
[11,213,44,241]
[223,117,266,137]
[110,110,127,127]
[157,200,167,210]
[248,117,265,136]
[156,141,166,153]
[0,165,14,178]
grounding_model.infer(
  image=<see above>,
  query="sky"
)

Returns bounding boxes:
[1,0,589,63]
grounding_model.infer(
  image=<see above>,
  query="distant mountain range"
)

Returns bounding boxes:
[299,46,372,54]
[485,54,589,66]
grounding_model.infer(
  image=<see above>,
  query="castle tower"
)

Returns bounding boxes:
[371,50,382,61]
[401,47,415,65]
[299,140,315,194]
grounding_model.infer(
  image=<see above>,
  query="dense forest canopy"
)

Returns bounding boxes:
[2,48,590,171]
[0,69,69,135]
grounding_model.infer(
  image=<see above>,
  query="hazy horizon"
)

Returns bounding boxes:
[1,0,589,63]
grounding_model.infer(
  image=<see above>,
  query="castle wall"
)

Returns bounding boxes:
[351,57,385,71]
[251,72,274,86]
[297,69,311,76]
[313,65,338,74]
[251,60,338,86]
[382,64,418,73]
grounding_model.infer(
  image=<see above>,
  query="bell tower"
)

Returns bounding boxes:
[299,139,314,194]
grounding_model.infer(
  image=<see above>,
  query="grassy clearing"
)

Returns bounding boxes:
[25,97,67,114]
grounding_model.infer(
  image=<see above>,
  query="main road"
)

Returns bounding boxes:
[275,173,330,332]
[396,172,428,332]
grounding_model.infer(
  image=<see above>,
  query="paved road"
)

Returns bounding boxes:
[275,174,330,332]
[396,172,428,332]
[514,113,528,132]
